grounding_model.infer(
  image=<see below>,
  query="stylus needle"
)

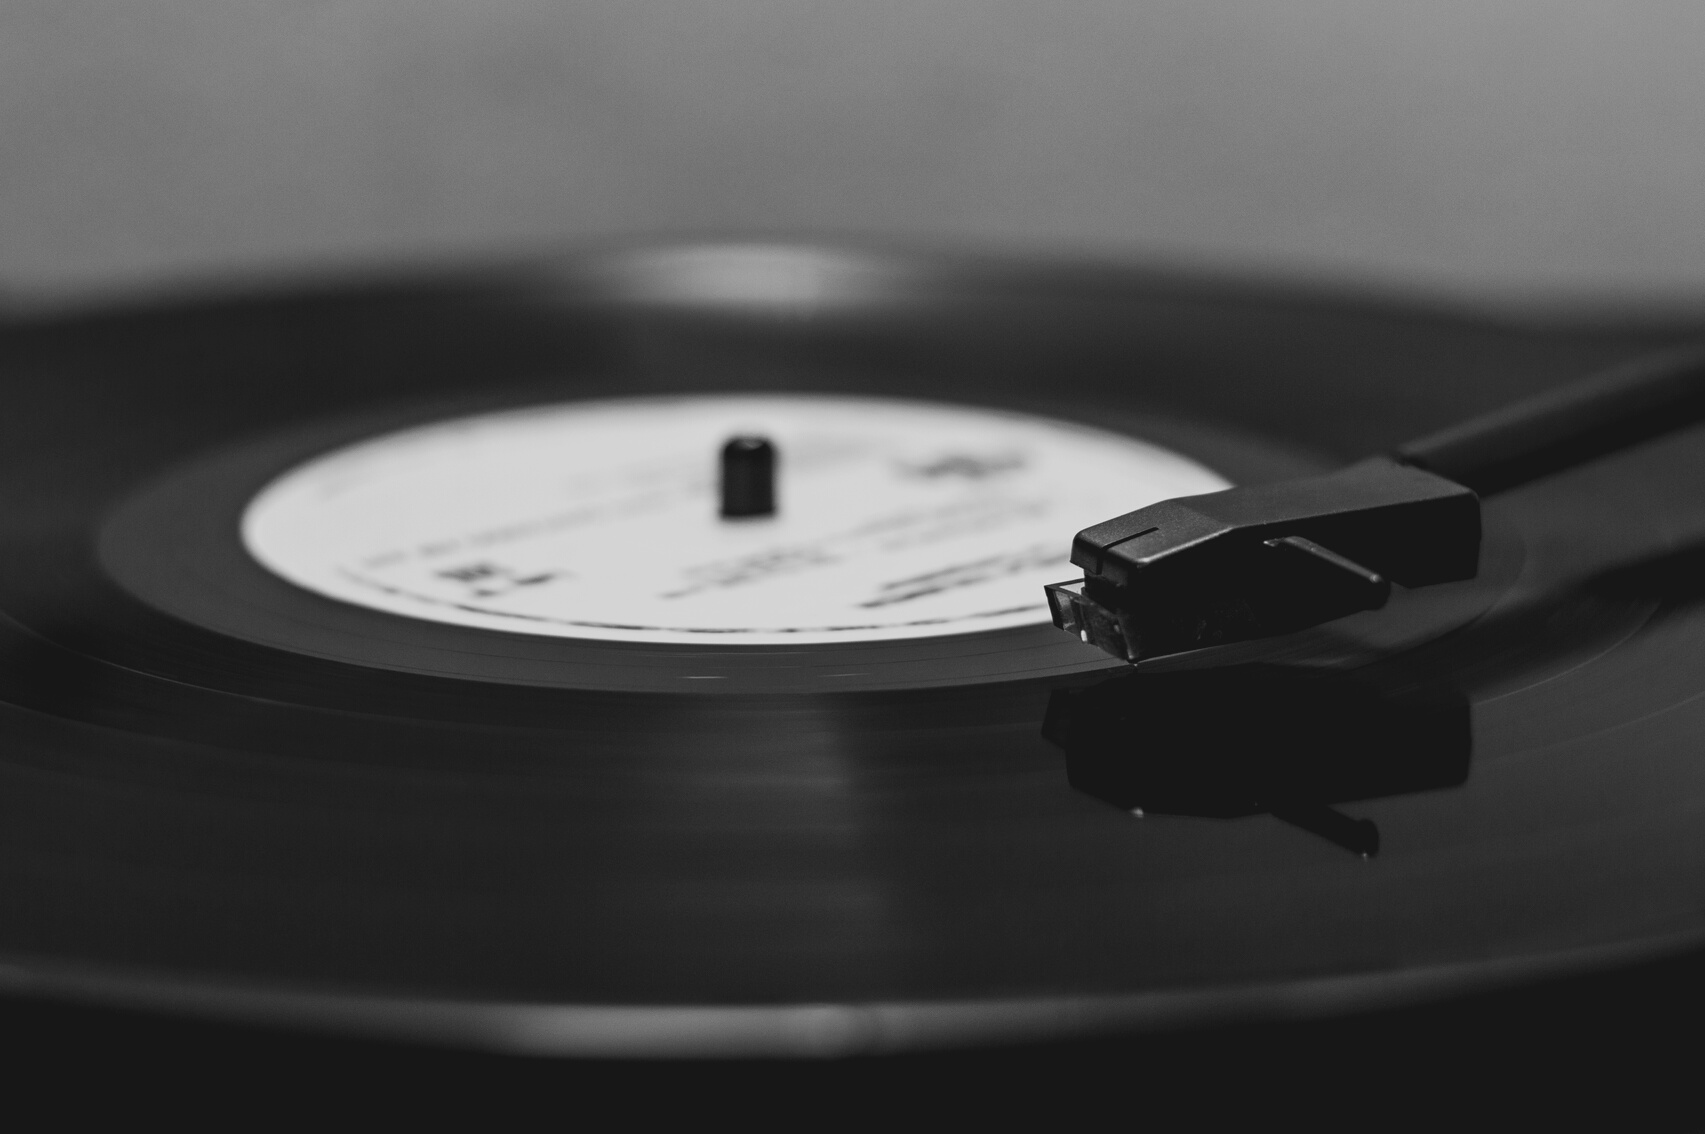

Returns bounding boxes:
[1047,344,1705,664]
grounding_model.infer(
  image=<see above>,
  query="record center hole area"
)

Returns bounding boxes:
[240,394,1231,646]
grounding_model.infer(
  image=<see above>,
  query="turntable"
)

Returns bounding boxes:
[4,243,1704,1121]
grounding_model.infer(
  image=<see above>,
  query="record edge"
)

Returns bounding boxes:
[0,928,1698,1061]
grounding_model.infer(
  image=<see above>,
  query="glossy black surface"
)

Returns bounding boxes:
[1,244,1704,1059]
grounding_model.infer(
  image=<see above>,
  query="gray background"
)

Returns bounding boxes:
[6,3,1705,307]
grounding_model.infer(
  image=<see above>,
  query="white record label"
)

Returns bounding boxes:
[241,395,1229,645]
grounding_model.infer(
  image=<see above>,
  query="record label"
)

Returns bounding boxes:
[241,394,1229,644]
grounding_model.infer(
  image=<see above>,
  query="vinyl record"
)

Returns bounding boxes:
[1,243,1704,1067]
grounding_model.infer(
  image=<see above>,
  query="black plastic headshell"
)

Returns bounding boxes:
[1047,457,1478,663]
[1048,345,1705,665]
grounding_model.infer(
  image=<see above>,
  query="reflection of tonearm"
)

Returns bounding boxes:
[1042,665,1471,857]
[1048,346,1705,664]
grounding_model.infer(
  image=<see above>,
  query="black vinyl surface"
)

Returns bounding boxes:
[1,245,1704,1104]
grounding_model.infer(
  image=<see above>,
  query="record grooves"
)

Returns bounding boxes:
[1,244,1705,1061]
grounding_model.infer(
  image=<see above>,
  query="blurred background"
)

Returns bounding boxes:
[5,2,1705,310]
